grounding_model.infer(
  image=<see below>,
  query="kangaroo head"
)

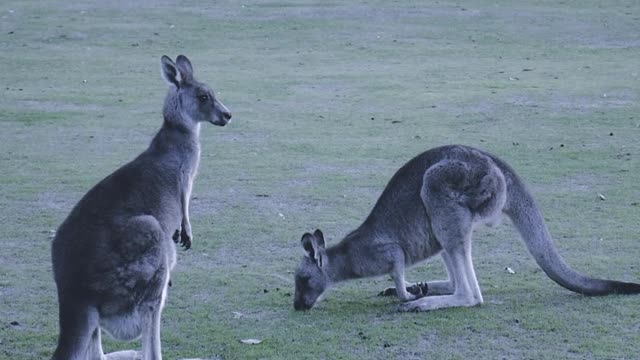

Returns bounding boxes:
[160,55,232,128]
[294,229,328,311]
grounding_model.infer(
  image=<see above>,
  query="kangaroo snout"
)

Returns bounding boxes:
[222,109,232,122]
[212,101,232,126]
[212,111,231,127]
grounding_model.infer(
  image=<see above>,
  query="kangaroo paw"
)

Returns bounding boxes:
[180,227,192,250]
[173,227,192,250]
[407,282,428,298]
[378,287,398,297]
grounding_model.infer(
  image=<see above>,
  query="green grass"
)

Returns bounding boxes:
[1,0,639,359]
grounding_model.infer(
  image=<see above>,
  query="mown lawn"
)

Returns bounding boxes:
[1,1,639,359]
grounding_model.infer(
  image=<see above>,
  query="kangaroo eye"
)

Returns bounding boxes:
[198,94,209,102]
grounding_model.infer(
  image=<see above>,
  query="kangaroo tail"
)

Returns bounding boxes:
[495,160,640,296]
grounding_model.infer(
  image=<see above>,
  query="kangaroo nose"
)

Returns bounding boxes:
[223,111,232,120]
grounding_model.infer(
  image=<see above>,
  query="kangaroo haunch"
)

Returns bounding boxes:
[51,55,231,360]
[294,145,640,312]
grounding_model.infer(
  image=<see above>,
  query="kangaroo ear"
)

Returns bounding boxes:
[301,233,316,259]
[313,229,325,248]
[301,232,325,266]
[160,56,180,88]
[175,55,194,83]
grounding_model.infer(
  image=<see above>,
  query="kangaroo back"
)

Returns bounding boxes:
[497,160,640,295]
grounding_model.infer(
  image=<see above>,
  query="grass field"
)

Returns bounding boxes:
[1,0,639,359]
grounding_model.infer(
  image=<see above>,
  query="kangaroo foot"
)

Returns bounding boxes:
[104,350,142,360]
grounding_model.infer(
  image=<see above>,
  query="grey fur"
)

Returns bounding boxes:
[294,145,640,311]
[51,55,231,359]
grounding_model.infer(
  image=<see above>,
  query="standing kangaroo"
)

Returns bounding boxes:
[51,55,231,359]
[294,145,640,312]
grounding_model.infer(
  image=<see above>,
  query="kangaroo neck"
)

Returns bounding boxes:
[323,228,368,283]
[161,116,201,139]
[148,119,201,156]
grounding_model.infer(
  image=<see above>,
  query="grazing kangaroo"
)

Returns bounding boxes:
[51,55,231,359]
[294,145,640,312]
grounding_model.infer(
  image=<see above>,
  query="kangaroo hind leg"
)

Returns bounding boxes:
[419,253,457,296]
[103,215,169,360]
[397,218,482,312]
[104,350,142,360]
[398,235,483,311]
[398,160,490,312]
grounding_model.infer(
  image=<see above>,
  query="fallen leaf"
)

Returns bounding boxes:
[232,311,243,319]
[240,339,262,345]
[598,193,606,201]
